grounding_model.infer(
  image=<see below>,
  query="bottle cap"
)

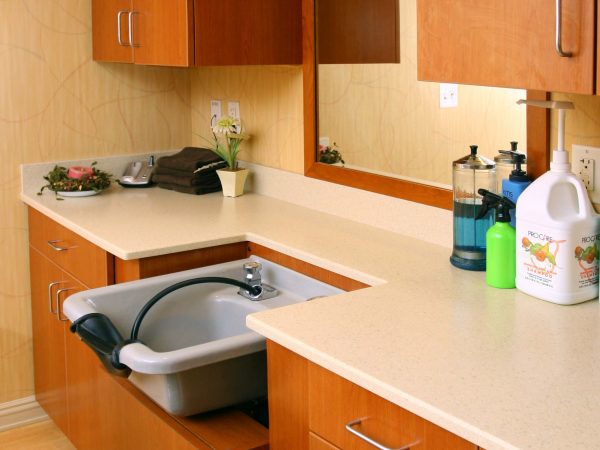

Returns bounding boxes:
[454,145,495,170]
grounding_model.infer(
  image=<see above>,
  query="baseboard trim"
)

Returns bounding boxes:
[0,396,48,432]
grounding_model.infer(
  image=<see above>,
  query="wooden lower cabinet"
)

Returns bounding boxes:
[267,341,477,450]
[28,208,268,449]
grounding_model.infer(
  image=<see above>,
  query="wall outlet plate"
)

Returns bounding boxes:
[439,83,458,108]
[228,101,240,121]
[210,100,222,127]
[572,144,600,203]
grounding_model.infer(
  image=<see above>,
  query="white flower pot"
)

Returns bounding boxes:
[216,168,249,197]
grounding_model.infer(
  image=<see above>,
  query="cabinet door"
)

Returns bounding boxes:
[29,248,71,436]
[194,0,302,65]
[92,0,134,63]
[317,0,399,64]
[132,0,194,66]
[417,0,595,94]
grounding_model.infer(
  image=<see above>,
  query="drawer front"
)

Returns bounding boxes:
[310,432,341,450]
[309,362,424,450]
[29,208,113,288]
[309,362,476,450]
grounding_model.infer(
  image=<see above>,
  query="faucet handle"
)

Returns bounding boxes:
[243,261,262,273]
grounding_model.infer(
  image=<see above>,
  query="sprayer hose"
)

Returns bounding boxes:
[130,276,261,341]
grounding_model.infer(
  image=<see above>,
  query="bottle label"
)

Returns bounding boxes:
[520,235,563,289]
[519,231,599,292]
[574,236,599,289]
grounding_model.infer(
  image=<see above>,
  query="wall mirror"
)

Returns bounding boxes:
[302,0,549,210]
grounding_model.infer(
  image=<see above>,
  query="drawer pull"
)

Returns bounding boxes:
[345,418,416,450]
[117,10,130,46]
[555,0,572,57]
[47,281,65,314]
[128,12,139,48]
[47,240,69,252]
[56,287,77,322]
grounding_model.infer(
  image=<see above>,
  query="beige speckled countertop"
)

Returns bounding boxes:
[21,158,600,450]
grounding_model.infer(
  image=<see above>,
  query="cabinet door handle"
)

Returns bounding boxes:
[56,287,77,322]
[555,0,572,57]
[345,418,418,450]
[117,10,130,46]
[47,240,69,252]
[128,11,139,48]
[47,281,65,314]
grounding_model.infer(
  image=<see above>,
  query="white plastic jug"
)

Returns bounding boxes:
[516,170,600,304]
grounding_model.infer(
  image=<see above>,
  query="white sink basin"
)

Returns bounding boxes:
[64,256,344,416]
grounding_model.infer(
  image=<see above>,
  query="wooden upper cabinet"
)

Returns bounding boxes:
[92,0,302,66]
[417,0,595,94]
[92,0,194,66]
[194,0,302,65]
[316,0,400,64]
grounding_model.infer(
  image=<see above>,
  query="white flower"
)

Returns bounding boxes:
[212,116,240,134]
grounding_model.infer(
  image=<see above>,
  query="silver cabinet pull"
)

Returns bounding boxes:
[47,281,65,313]
[47,240,69,252]
[117,10,130,46]
[56,287,77,322]
[555,0,572,57]
[345,418,418,450]
[128,11,139,48]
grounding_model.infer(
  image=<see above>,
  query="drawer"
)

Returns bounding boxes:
[310,432,341,450]
[28,208,113,288]
[308,362,476,450]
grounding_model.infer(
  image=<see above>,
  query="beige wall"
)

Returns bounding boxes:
[552,93,600,152]
[0,0,191,403]
[190,66,304,174]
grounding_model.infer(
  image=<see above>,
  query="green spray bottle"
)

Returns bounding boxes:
[477,189,517,289]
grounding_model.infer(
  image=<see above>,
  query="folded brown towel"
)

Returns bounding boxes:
[151,164,226,187]
[152,170,221,188]
[157,182,222,195]
[156,147,224,172]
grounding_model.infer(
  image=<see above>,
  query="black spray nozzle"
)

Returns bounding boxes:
[499,142,528,181]
[476,189,516,223]
[470,144,478,156]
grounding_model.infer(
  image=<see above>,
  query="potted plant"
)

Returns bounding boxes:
[209,116,250,197]
[318,142,345,166]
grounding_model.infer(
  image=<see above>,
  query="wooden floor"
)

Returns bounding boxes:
[0,420,75,450]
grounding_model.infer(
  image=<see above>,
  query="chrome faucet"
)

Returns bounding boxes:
[238,261,279,301]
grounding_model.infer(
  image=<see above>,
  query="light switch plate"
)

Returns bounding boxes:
[439,83,458,108]
[572,144,600,203]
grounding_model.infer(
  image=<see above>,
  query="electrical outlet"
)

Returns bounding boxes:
[228,101,240,121]
[227,101,241,132]
[572,144,600,202]
[210,100,222,127]
[439,83,458,108]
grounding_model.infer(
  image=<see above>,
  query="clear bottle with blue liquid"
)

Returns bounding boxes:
[450,145,496,271]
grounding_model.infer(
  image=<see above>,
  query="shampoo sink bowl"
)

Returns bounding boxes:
[64,256,343,416]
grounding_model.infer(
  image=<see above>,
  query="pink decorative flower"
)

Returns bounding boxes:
[67,166,93,180]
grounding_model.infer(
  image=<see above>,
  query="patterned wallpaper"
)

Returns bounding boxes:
[0,0,191,404]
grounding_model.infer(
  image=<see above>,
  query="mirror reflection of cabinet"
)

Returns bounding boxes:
[317,0,399,64]
[303,0,549,210]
